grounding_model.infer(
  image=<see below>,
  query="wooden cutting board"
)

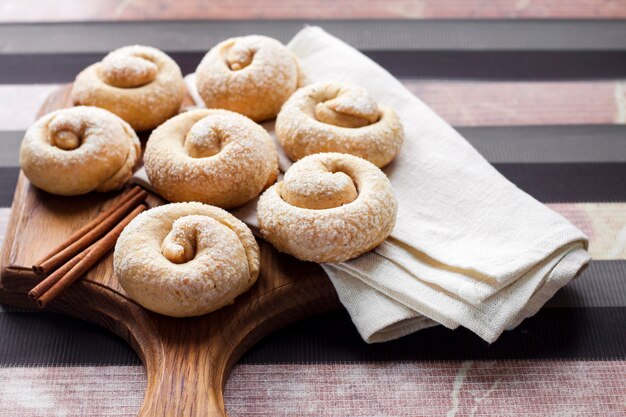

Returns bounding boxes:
[0,84,341,417]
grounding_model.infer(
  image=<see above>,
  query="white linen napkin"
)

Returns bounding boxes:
[134,26,590,344]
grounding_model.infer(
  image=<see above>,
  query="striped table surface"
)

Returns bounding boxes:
[1,20,625,417]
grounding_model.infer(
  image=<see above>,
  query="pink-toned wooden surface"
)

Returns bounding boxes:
[404,80,626,127]
[2,361,625,416]
[2,0,626,21]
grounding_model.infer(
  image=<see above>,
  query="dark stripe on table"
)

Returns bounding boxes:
[545,260,626,308]
[0,311,142,366]
[3,20,625,53]
[1,308,625,365]
[1,261,625,366]
[0,164,622,206]
[3,50,626,84]
[494,163,626,203]
[0,168,19,206]
[243,307,626,363]
[464,125,626,163]
[5,125,626,165]
[3,125,626,206]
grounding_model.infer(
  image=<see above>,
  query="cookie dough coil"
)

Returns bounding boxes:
[257,152,397,263]
[71,45,186,131]
[276,82,404,168]
[144,109,279,208]
[19,106,140,196]
[195,35,300,121]
[114,202,260,317]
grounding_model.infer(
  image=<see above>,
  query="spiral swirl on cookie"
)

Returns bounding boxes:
[195,35,300,122]
[19,106,141,196]
[71,45,186,131]
[144,109,279,208]
[257,153,397,263]
[276,82,404,168]
[114,202,259,317]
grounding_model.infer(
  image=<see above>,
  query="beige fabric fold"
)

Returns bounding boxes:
[133,26,590,344]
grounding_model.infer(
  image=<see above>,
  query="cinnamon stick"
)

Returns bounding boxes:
[29,246,91,301]
[33,188,148,276]
[33,185,142,269]
[32,204,147,308]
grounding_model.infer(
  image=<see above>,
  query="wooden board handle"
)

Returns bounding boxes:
[2,242,339,417]
[133,243,339,416]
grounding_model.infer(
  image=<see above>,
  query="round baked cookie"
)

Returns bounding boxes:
[71,45,186,131]
[144,109,279,208]
[275,82,404,168]
[257,152,397,263]
[19,106,141,196]
[114,202,260,317]
[195,35,300,122]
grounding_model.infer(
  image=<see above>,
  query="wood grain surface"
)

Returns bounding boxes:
[0,84,340,416]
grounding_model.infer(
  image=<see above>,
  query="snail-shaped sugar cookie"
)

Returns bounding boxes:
[276,82,404,168]
[195,35,300,122]
[144,109,279,208]
[114,202,259,317]
[71,45,186,131]
[257,153,397,263]
[19,106,140,196]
